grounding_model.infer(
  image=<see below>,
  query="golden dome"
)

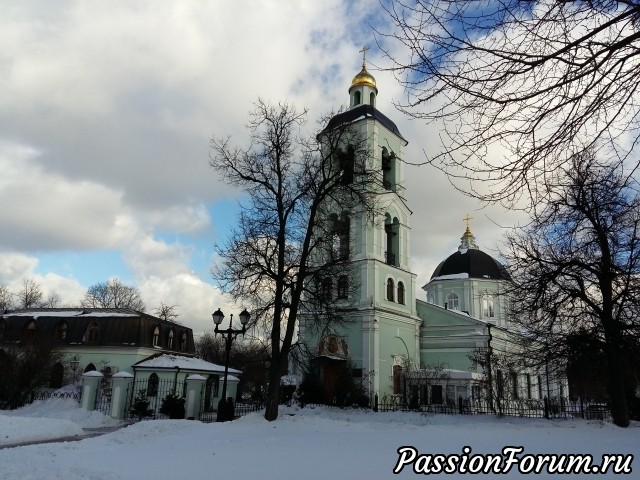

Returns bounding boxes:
[350,65,378,92]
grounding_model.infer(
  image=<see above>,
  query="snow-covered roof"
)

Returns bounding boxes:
[2,309,138,318]
[133,353,241,375]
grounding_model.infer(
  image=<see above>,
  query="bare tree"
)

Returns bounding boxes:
[381,0,640,205]
[0,284,13,312]
[154,303,180,323]
[401,362,451,409]
[209,99,379,420]
[0,339,63,408]
[196,332,269,402]
[42,292,61,308]
[504,151,640,427]
[16,279,43,309]
[81,279,146,311]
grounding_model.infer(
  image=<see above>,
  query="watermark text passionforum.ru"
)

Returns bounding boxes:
[393,446,633,475]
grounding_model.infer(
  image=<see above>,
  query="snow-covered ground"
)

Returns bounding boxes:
[0,397,120,447]
[0,399,638,479]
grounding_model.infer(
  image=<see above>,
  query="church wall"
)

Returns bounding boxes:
[417,300,489,374]
[424,278,510,327]
[375,313,421,396]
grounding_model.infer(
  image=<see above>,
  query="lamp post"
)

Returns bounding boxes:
[212,308,250,422]
[69,355,80,386]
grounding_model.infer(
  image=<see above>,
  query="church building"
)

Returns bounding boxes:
[299,54,563,407]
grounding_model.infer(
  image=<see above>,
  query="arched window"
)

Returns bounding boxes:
[386,278,395,302]
[336,146,355,185]
[446,293,459,310]
[168,329,175,349]
[152,326,160,347]
[370,92,376,107]
[330,213,350,260]
[385,214,400,266]
[23,320,36,342]
[393,364,402,394]
[49,362,64,389]
[54,321,67,342]
[147,373,159,397]
[84,321,99,344]
[397,281,405,305]
[353,90,361,106]
[181,332,188,352]
[482,295,495,318]
[381,148,397,191]
[337,275,348,299]
[511,372,519,399]
[83,363,96,373]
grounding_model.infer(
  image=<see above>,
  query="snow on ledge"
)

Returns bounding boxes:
[431,273,470,281]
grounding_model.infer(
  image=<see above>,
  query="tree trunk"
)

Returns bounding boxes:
[264,364,282,421]
[605,344,630,427]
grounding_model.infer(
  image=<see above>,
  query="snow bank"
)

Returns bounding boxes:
[0,396,121,447]
[0,415,84,446]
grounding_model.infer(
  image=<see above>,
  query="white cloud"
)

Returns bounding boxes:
[0,0,527,328]
[138,273,237,336]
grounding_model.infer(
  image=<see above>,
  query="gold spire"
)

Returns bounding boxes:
[350,46,377,92]
[459,214,478,251]
[463,214,473,235]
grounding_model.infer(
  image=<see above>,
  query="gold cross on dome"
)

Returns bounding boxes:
[359,46,369,67]
[463,214,473,229]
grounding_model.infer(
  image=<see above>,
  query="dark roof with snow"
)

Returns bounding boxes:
[0,308,195,353]
[320,104,407,144]
[431,249,512,281]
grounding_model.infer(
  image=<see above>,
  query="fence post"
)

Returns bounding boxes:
[185,374,206,420]
[458,396,463,414]
[110,372,134,420]
[81,371,104,411]
[374,393,378,412]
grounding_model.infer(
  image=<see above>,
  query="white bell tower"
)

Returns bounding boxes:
[303,50,421,399]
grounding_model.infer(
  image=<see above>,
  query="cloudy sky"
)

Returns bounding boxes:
[0,0,517,334]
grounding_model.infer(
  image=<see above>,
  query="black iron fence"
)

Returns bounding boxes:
[125,378,186,421]
[374,395,611,422]
[1,387,82,410]
[199,401,264,423]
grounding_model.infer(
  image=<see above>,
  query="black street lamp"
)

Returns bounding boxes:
[212,308,250,422]
[69,355,80,386]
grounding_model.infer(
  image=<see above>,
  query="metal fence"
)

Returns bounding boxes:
[374,395,611,422]
[124,378,187,421]
[1,387,82,410]
[199,401,264,423]
[31,388,82,405]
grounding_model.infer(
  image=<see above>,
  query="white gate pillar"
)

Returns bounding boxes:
[110,372,134,420]
[81,371,104,411]
[185,374,206,420]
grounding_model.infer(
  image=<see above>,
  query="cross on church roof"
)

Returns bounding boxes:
[463,214,473,230]
[359,46,369,67]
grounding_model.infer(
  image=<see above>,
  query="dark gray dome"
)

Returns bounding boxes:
[431,249,511,281]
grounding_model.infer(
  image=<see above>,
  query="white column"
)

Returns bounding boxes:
[80,371,104,411]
